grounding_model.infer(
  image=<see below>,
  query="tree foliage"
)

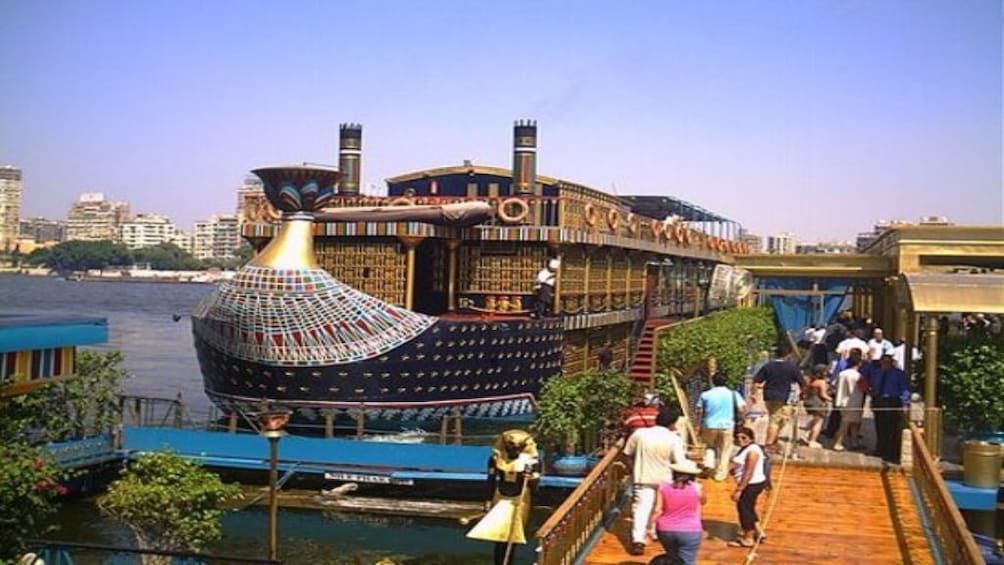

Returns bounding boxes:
[26,240,133,271]
[98,451,241,560]
[655,307,777,390]
[0,442,65,560]
[132,243,203,270]
[3,350,129,443]
[935,336,1004,433]
[533,370,638,453]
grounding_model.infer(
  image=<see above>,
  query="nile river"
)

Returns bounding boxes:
[0,273,532,564]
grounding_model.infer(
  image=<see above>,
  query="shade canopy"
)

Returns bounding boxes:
[902,273,1004,314]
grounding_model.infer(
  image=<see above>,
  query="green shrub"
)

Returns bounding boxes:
[533,370,639,454]
[935,336,1004,433]
[655,307,777,389]
[0,443,65,560]
[99,451,241,560]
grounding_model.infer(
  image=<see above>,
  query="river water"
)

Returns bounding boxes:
[1,273,537,564]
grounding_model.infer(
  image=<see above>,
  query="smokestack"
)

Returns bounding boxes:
[512,119,537,196]
[338,123,362,196]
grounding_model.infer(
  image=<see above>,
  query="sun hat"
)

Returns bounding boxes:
[669,460,702,476]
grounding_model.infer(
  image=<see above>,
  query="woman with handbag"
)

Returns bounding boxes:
[728,426,768,548]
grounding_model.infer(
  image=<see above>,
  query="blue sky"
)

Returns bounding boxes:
[1,0,1000,241]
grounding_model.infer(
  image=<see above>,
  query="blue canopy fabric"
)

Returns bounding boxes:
[758,278,852,336]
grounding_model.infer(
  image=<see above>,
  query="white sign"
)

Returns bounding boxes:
[324,472,414,486]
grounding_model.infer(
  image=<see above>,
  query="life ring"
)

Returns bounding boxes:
[650,219,662,238]
[626,213,639,234]
[673,224,686,243]
[498,197,530,223]
[389,196,416,206]
[606,209,621,231]
[583,203,599,227]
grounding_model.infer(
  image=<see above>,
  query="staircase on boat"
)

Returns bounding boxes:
[627,319,676,384]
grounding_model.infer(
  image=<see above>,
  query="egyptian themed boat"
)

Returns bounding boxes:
[193,121,751,422]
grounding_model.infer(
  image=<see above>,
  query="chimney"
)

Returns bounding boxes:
[512,119,537,196]
[338,123,362,196]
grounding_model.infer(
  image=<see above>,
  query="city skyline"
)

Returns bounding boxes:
[1,1,1001,242]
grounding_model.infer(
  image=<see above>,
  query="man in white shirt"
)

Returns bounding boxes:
[867,328,894,361]
[836,329,870,359]
[891,339,921,371]
[622,406,686,556]
[532,258,559,318]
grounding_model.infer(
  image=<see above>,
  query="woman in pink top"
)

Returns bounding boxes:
[648,460,706,565]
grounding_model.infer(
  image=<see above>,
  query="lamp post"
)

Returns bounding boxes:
[258,409,291,561]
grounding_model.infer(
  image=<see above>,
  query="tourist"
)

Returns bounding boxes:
[728,426,768,548]
[532,258,559,318]
[802,364,832,448]
[622,406,686,556]
[623,392,660,436]
[867,328,893,366]
[833,351,866,451]
[890,339,921,371]
[648,459,706,565]
[836,328,870,360]
[695,371,746,481]
[870,353,911,463]
[596,343,613,372]
[752,344,802,450]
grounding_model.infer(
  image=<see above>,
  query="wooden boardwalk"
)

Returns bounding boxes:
[583,465,936,565]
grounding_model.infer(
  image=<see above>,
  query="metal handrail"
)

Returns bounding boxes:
[535,443,628,565]
[907,421,983,565]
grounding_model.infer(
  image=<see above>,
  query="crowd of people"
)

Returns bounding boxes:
[621,379,765,563]
[617,311,926,563]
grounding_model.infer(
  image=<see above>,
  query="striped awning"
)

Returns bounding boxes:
[902,273,1004,314]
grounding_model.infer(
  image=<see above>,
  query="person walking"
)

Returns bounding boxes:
[622,407,686,556]
[870,353,911,463]
[803,364,832,448]
[695,371,746,481]
[532,258,559,318]
[648,460,707,565]
[833,351,866,451]
[753,344,802,451]
[728,426,769,548]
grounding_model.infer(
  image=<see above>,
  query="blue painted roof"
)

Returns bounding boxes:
[0,314,108,353]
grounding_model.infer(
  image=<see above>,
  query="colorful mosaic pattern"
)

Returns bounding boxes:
[192,264,436,367]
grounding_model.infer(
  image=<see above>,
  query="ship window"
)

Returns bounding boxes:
[467,182,478,197]
[488,183,499,197]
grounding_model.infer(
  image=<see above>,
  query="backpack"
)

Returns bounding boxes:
[737,443,773,490]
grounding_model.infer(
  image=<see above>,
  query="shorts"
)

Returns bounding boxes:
[766,401,792,427]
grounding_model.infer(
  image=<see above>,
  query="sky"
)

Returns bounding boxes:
[1,0,1001,242]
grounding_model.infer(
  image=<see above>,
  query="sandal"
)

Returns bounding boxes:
[727,538,755,548]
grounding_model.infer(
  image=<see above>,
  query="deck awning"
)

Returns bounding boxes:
[901,273,1004,314]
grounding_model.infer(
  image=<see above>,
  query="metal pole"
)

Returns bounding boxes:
[268,435,279,560]
[923,314,939,458]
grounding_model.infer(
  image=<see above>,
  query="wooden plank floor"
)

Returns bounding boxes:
[584,465,936,565]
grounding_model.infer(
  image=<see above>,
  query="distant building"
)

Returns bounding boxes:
[767,232,797,254]
[236,175,265,225]
[19,217,65,243]
[856,217,952,251]
[171,229,194,255]
[119,213,178,249]
[193,214,239,259]
[0,165,22,251]
[66,192,131,242]
[795,241,857,254]
[738,229,763,253]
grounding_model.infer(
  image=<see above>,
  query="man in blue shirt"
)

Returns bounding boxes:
[869,353,911,463]
[753,345,802,450]
[696,371,746,481]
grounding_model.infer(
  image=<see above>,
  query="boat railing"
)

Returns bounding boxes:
[907,420,983,565]
[535,442,628,565]
[117,394,191,430]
